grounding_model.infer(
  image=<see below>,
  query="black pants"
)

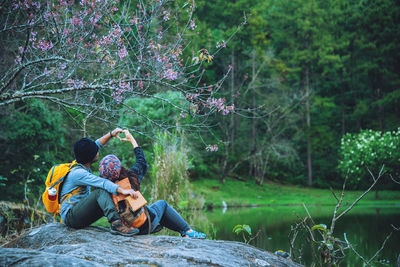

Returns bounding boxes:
[64,189,119,229]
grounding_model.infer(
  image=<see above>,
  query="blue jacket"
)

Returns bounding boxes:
[60,139,118,222]
[60,139,149,222]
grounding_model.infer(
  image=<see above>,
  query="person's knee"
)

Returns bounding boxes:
[155,199,167,206]
[92,188,109,197]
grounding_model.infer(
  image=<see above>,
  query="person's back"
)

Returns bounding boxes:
[60,130,139,236]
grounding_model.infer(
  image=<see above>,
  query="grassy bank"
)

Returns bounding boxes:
[189,178,400,208]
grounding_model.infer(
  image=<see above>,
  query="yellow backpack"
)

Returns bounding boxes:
[42,161,80,217]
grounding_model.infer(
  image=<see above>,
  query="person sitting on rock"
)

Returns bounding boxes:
[98,129,206,238]
[60,128,140,236]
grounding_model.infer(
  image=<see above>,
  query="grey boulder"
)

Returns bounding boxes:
[1,223,303,267]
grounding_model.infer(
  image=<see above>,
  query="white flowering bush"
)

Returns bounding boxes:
[338,128,400,189]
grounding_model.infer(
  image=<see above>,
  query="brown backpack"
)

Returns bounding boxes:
[112,178,151,231]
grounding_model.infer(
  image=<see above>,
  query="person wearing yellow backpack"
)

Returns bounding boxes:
[98,129,206,239]
[60,128,140,236]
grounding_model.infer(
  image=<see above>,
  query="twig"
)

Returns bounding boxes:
[335,165,385,221]
[330,187,339,202]
[330,174,348,233]
[247,229,261,244]
[344,233,370,266]
[390,174,400,185]
[391,224,400,231]
[366,232,392,265]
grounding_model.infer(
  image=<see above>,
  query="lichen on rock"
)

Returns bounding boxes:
[1,223,304,267]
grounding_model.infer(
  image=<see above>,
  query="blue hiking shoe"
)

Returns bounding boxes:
[181,229,206,239]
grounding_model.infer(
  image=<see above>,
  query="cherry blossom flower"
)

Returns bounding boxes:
[206,144,218,152]
[163,11,170,21]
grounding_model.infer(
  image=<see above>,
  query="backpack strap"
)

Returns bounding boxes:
[59,163,83,205]
[60,186,84,205]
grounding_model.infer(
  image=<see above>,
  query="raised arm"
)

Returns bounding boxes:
[118,130,148,182]
[98,128,123,146]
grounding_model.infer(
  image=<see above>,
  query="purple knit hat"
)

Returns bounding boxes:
[99,155,122,181]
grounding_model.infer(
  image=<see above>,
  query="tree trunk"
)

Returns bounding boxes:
[220,141,228,184]
[341,79,345,135]
[305,64,312,187]
[250,50,256,177]
[230,48,235,153]
[377,87,384,133]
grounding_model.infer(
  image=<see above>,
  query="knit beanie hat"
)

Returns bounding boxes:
[74,138,99,164]
[99,154,122,181]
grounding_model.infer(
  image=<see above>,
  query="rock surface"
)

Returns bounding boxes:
[1,223,303,267]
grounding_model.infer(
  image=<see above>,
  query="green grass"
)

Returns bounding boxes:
[92,178,399,228]
[189,178,400,207]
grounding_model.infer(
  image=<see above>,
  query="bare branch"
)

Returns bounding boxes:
[391,224,400,231]
[390,174,400,185]
[330,187,339,202]
[366,232,392,265]
[335,165,385,221]
[344,233,370,266]
[0,57,69,94]
[330,174,348,233]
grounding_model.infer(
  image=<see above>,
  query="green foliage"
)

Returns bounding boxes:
[116,91,214,180]
[0,202,49,243]
[149,131,190,207]
[232,224,255,244]
[0,100,68,204]
[338,128,400,189]
[233,224,251,235]
[119,91,191,135]
[0,176,7,187]
[115,91,192,165]
[232,224,251,244]
[310,223,347,266]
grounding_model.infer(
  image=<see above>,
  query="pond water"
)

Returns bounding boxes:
[201,205,400,266]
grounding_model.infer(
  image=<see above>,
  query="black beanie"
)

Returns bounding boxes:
[74,138,99,164]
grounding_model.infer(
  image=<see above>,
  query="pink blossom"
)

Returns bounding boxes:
[14,55,22,64]
[71,16,83,26]
[207,97,225,111]
[33,39,54,51]
[164,69,178,80]
[89,12,102,25]
[190,19,197,30]
[216,40,227,48]
[130,17,138,24]
[206,144,218,152]
[67,79,86,88]
[222,105,234,115]
[163,11,170,21]
[118,46,128,60]
[63,28,72,36]
[186,93,199,100]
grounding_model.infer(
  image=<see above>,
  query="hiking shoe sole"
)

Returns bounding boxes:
[110,228,139,236]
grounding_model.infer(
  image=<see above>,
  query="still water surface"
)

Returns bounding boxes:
[202,205,400,266]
